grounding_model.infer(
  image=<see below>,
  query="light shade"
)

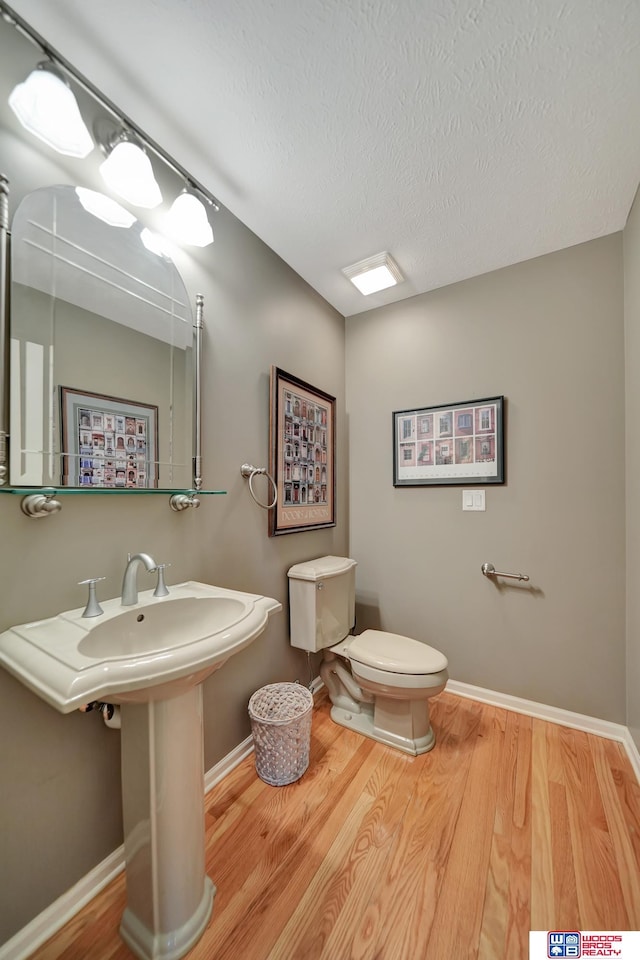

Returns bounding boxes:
[8,63,93,158]
[342,252,404,295]
[99,140,162,209]
[75,187,137,228]
[166,191,214,247]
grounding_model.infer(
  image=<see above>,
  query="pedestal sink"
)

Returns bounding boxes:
[0,581,282,960]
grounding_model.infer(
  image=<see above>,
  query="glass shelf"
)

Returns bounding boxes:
[0,487,226,496]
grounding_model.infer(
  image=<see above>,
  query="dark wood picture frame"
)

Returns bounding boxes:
[269,366,336,535]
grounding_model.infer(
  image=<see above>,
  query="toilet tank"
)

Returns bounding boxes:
[287,556,357,652]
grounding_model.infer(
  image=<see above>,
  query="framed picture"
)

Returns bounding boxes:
[393,395,504,486]
[60,387,158,488]
[269,366,336,535]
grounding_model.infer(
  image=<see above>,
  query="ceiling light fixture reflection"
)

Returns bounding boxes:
[140,227,175,259]
[8,62,94,158]
[166,190,214,247]
[75,187,136,228]
[99,133,162,209]
[341,252,404,295]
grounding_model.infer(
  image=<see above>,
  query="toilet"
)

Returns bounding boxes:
[287,556,449,756]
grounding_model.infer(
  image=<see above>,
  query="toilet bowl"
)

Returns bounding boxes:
[287,556,449,756]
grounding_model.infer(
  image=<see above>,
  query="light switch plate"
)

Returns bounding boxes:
[462,489,485,511]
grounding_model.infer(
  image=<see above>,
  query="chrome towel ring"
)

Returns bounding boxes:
[241,463,278,509]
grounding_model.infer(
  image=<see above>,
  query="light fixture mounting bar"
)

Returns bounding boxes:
[0,0,220,213]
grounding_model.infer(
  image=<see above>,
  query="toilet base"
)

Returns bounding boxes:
[329,700,436,756]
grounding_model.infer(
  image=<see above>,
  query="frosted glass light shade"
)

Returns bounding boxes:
[166,192,213,247]
[99,141,162,209]
[75,188,136,228]
[8,65,93,158]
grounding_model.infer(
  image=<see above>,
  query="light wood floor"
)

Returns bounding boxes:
[27,691,640,960]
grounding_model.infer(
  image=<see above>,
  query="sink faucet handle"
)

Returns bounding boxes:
[78,577,106,618]
[153,563,171,598]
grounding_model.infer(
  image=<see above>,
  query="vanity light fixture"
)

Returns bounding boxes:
[2,0,220,250]
[99,131,162,209]
[166,189,214,247]
[341,251,404,295]
[8,61,93,158]
[75,187,136,228]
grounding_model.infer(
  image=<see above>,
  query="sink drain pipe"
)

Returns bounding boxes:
[79,701,121,729]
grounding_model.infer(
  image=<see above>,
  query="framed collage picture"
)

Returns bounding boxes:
[393,395,504,486]
[269,366,336,535]
[60,387,158,488]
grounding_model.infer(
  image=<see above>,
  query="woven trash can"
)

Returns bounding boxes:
[248,682,314,786]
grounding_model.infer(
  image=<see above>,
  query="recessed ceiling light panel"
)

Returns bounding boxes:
[342,252,404,295]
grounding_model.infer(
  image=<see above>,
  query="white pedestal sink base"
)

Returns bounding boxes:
[119,687,215,960]
[120,877,215,960]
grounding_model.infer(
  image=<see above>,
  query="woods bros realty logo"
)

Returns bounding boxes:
[529,931,639,958]
[536,932,632,958]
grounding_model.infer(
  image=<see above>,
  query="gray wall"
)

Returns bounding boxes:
[624,186,640,749]
[0,206,346,944]
[346,235,626,722]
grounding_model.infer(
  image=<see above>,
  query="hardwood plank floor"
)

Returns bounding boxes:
[25,691,640,960]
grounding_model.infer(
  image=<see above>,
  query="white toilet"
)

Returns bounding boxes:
[287,556,449,756]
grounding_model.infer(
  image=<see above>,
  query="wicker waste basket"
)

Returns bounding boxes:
[248,682,314,786]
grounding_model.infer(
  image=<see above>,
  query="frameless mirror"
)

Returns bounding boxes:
[9,184,194,489]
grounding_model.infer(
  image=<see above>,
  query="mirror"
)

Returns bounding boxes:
[9,184,193,489]
[0,3,207,496]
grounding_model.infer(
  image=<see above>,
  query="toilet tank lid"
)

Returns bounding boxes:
[287,556,357,581]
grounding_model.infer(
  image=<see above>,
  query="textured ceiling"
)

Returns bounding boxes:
[9,0,640,316]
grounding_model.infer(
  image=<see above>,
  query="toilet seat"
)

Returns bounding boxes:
[330,630,448,689]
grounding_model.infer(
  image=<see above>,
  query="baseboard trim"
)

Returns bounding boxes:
[0,845,125,960]
[0,737,256,960]
[204,735,254,795]
[446,679,640,784]
[619,727,640,786]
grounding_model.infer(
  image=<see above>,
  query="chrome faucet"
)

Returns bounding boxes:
[121,553,158,606]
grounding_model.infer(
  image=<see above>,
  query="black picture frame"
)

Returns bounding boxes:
[393,395,504,486]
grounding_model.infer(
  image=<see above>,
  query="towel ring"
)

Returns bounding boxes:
[240,463,278,509]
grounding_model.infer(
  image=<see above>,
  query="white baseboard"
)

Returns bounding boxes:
[0,737,256,960]
[619,728,640,786]
[204,735,254,795]
[446,679,640,784]
[4,679,639,960]
[0,846,125,960]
